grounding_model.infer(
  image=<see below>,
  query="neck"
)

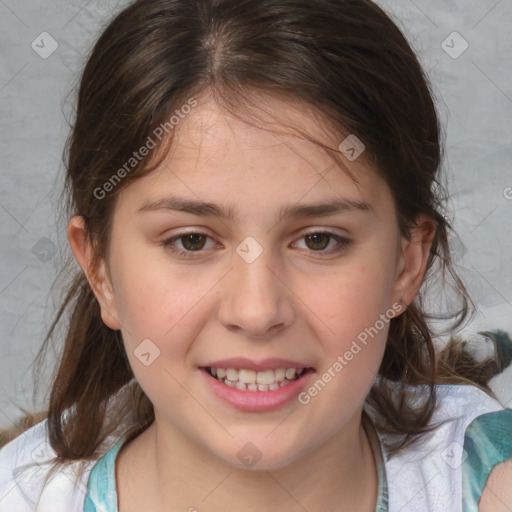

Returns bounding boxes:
[116,410,378,512]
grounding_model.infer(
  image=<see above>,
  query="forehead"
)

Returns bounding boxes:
[171,90,367,171]
[117,91,396,221]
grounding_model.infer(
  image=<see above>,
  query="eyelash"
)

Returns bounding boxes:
[159,230,351,258]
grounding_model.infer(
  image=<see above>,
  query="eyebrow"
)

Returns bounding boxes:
[138,195,374,222]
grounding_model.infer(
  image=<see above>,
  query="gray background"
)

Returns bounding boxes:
[1,0,511,428]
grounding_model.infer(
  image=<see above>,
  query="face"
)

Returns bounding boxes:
[75,91,430,470]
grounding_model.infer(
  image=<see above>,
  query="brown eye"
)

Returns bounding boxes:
[180,233,207,251]
[304,233,331,251]
[293,231,351,256]
[160,231,216,257]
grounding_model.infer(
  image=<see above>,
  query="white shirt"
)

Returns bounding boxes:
[0,383,510,512]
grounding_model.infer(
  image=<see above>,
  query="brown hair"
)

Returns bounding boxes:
[2,0,511,461]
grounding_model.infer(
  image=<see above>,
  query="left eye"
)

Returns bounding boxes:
[293,232,349,252]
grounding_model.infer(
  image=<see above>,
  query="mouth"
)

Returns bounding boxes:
[201,366,315,392]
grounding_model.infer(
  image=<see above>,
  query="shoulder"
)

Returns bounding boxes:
[432,386,512,512]
[479,459,512,512]
[0,419,95,512]
[374,382,511,512]
[462,406,512,511]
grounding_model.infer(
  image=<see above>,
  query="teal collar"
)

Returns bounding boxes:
[84,435,126,512]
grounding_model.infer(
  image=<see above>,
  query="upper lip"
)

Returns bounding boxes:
[201,357,313,372]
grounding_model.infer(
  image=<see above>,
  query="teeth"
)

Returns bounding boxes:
[238,369,256,384]
[256,369,275,385]
[226,368,238,381]
[207,366,307,392]
[285,368,296,380]
[275,368,286,381]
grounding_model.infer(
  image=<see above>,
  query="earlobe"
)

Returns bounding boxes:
[67,216,121,330]
[392,214,436,310]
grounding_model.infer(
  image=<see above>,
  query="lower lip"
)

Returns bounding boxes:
[200,368,314,412]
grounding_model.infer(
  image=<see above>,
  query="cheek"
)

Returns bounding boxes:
[316,258,397,328]
[303,276,391,414]
[305,250,397,379]
[110,250,220,359]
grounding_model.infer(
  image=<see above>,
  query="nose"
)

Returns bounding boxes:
[217,243,295,339]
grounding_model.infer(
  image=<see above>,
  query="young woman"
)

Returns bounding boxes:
[1,1,511,511]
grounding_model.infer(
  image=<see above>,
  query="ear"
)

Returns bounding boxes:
[67,215,121,330]
[392,214,437,311]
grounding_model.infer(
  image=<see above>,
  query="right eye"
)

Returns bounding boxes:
[160,232,219,257]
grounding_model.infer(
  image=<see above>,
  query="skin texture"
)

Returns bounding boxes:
[68,91,436,512]
[479,459,512,511]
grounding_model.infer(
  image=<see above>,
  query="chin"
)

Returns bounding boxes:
[215,439,305,472]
